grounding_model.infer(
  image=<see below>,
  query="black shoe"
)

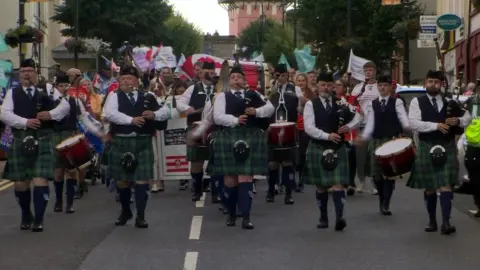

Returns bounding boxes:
[335,218,347,231]
[54,201,63,212]
[241,219,254,230]
[203,186,211,193]
[317,220,328,229]
[20,213,33,230]
[424,222,438,232]
[179,182,188,191]
[295,184,304,193]
[346,187,355,196]
[266,192,275,203]
[135,218,149,229]
[115,210,133,226]
[211,195,220,204]
[66,205,75,214]
[31,222,44,232]
[192,193,202,202]
[226,216,236,227]
[284,195,294,205]
[380,208,392,216]
[440,223,456,235]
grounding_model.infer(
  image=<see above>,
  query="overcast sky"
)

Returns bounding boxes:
[168,0,230,35]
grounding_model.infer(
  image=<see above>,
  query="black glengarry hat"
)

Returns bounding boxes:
[21,59,36,69]
[317,72,332,82]
[230,65,244,76]
[120,65,139,78]
[56,74,69,84]
[426,70,443,80]
[377,75,392,84]
[275,63,288,74]
[202,61,215,70]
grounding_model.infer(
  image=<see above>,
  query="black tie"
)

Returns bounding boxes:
[325,98,331,113]
[206,86,212,95]
[26,88,33,99]
[431,97,438,112]
[234,91,243,99]
[128,92,135,105]
[381,99,386,111]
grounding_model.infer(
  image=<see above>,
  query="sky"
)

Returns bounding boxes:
[168,0,229,35]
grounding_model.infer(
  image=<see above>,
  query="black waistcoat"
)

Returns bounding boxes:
[417,95,455,142]
[188,82,214,125]
[224,90,268,129]
[54,96,78,131]
[372,97,402,139]
[311,97,339,148]
[12,86,54,131]
[110,91,155,135]
[269,83,298,123]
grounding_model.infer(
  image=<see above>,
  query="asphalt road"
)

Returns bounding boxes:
[1,179,480,270]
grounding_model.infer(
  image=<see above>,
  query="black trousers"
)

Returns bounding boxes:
[346,143,356,187]
[296,130,310,178]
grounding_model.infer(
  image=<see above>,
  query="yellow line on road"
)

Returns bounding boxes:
[0,179,9,186]
[0,182,13,191]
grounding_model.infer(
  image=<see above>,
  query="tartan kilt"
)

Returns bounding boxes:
[205,130,218,175]
[101,142,111,166]
[4,129,55,181]
[109,135,154,183]
[406,140,458,189]
[303,142,349,187]
[210,127,268,176]
[53,130,77,169]
[365,138,392,180]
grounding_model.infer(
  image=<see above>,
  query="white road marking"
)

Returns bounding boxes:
[195,192,205,208]
[183,251,199,270]
[189,216,203,240]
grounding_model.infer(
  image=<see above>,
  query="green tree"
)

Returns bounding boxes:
[163,13,203,56]
[237,18,296,64]
[297,0,424,70]
[51,0,173,50]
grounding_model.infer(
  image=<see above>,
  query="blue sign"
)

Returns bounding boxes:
[437,14,462,31]
[421,26,437,33]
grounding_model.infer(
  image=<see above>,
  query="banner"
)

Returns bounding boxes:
[154,46,177,69]
[278,53,291,70]
[347,49,371,82]
[294,46,316,72]
[0,34,8,53]
[0,60,13,88]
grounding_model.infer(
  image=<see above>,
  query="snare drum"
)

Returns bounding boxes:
[374,138,415,180]
[268,122,297,148]
[56,134,94,170]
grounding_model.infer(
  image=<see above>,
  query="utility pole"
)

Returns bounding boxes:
[19,0,26,64]
[293,0,297,48]
[402,0,410,85]
[74,0,79,68]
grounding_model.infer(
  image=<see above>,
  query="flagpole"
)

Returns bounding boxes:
[18,0,26,64]
[74,0,79,68]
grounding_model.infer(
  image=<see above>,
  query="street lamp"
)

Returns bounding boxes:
[18,0,26,63]
[74,0,80,68]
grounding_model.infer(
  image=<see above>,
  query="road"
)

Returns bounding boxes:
[0,179,480,270]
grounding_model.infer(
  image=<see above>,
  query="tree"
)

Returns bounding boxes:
[297,0,424,70]
[51,0,173,50]
[163,13,203,56]
[237,18,296,64]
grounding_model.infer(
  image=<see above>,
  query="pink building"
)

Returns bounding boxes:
[219,1,289,36]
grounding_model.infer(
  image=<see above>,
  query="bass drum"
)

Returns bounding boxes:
[216,60,271,93]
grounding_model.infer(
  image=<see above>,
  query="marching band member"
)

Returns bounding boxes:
[355,75,409,215]
[303,72,362,231]
[211,65,274,229]
[267,63,304,204]
[52,73,87,214]
[351,62,380,194]
[177,61,217,201]
[103,65,169,228]
[0,59,70,232]
[407,70,471,235]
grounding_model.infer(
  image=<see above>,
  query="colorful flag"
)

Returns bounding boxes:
[277,53,291,70]
[294,46,316,72]
[0,33,8,53]
[347,49,372,81]
[0,60,13,88]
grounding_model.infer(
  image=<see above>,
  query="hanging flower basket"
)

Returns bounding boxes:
[4,25,44,48]
[474,0,480,10]
[64,38,88,53]
[389,19,420,40]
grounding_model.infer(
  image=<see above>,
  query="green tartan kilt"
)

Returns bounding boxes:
[205,130,218,175]
[4,129,55,181]
[210,127,268,176]
[406,140,458,190]
[109,135,154,183]
[365,138,392,180]
[303,142,350,187]
[185,125,210,162]
[53,130,77,169]
[101,142,111,166]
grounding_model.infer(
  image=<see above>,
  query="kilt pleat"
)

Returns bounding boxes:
[365,138,392,179]
[303,142,349,187]
[109,136,154,182]
[53,130,77,169]
[4,129,55,181]
[205,130,217,175]
[406,140,458,189]
[210,127,268,176]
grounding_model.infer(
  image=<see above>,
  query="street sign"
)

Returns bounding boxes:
[419,15,437,40]
[437,14,462,31]
[419,33,436,40]
[417,39,435,48]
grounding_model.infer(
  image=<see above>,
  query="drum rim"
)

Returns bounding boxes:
[56,134,86,150]
[374,137,413,157]
[270,121,296,127]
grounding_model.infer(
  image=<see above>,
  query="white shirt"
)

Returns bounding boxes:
[0,87,70,130]
[303,97,362,140]
[351,82,380,112]
[361,96,409,140]
[176,82,213,113]
[103,91,170,125]
[408,94,472,133]
[278,83,304,98]
[213,89,274,127]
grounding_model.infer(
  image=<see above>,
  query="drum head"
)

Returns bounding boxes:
[217,60,269,92]
[375,138,412,157]
[57,134,85,149]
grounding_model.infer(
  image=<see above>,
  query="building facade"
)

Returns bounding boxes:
[468,1,480,81]
[202,34,237,59]
[219,0,290,36]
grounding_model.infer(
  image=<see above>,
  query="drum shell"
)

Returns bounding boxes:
[56,135,94,169]
[375,142,415,178]
[268,123,296,148]
[218,60,270,93]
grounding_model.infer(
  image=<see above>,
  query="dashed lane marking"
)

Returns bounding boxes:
[183,251,198,270]
[195,192,205,208]
[0,180,13,191]
[189,216,203,240]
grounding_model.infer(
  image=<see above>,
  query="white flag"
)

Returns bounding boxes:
[252,53,264,62]
[347,50,371,82]
[175,54,187,73]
